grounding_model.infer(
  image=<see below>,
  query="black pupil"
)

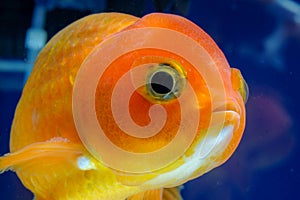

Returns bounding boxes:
[150,71,174,94]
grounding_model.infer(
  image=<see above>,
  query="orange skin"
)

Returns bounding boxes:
[0,13,247,200]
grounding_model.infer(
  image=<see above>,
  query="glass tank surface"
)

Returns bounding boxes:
[0,0,299,199]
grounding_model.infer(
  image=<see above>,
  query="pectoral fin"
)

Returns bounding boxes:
[162,187,183,200]
[0,138,86,174]
[127,188,162,200]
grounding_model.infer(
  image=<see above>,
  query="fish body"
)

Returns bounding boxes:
[0,13,247,200]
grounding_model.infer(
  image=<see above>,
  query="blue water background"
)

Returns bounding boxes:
[0,0,299,199]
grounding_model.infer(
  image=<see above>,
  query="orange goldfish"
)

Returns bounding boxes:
[0,13,248,200]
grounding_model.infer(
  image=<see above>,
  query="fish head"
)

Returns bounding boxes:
[72,13,248,189]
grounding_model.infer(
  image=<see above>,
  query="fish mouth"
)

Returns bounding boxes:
[211,100,242,132]
[139,102,242,188]
[174,101,242,180]
[143,118,239,188]
[212,99,242,115]
[196,108,240,159]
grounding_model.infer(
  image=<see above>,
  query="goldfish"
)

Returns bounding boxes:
[0,13,248,200]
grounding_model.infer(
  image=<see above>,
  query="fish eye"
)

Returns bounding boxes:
[150,70,174,95]
[146,63,186,101]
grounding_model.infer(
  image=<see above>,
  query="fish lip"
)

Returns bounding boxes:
[210,101,242,132]
[212,100,241,115]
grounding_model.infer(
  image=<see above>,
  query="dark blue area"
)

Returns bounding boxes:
[0,91,33,199]
[0,0,299,199]
[0,91,21,154]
